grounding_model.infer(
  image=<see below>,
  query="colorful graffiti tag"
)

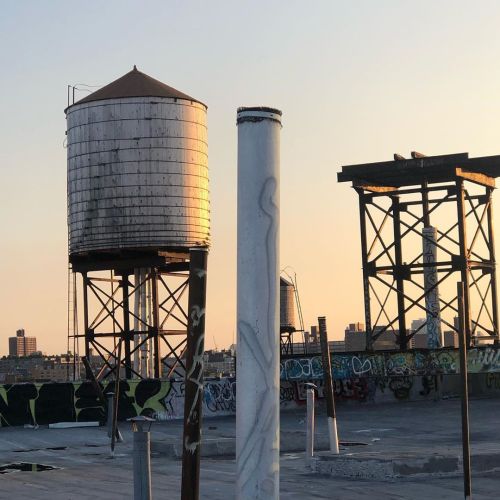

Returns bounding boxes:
[0,377,240,427]
[3,346,500,427]
[280,347,500,381]
[0,379,169,427]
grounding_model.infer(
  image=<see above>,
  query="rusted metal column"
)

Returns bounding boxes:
[456,180,472,346]
[422,181,431,227]
[318,317,339,454]
[111,338,122,457]
[82,273,91,380]
[392,195,408,350]
[486,187,499,343]
[121,274,132,379]
[151,269,161,379]
[181,247,208,500]
[357,189,373,351]
[457,282,472,499]
[133,269,141,376]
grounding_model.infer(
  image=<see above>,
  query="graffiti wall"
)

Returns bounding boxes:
[280,346,500,382]
[0,378,238,428]
[3,346,500,427]
[0,379,168,427]
[155,378,236,421]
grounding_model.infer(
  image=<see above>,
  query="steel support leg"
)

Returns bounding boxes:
[487,187,500,342]
[357,190,373,350]
[122,274,132,379]
[456,181,472,345]
[392,195,408,350]
[181,247,208,500]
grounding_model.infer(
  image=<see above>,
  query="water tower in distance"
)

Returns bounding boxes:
[279,274,305,355]
[66,66,210,380]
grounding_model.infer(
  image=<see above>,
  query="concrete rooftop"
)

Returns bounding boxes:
[2,398,500,499]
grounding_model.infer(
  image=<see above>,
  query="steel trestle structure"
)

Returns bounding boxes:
[338,152,500,350]
[70,251,207,381]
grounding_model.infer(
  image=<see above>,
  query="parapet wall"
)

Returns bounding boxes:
[2,347,500,427]
[280,346,500,381]
[0,378,236,427]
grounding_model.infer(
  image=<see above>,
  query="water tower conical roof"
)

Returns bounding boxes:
[69,66,205,108]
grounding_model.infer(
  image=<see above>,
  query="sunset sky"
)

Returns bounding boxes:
[2,1,500,355]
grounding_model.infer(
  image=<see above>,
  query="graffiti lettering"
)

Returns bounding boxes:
[281,347,500,382]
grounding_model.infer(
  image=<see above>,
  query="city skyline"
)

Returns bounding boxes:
[4,2,500,355]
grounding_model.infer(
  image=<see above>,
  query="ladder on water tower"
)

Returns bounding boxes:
[67,263,80,381]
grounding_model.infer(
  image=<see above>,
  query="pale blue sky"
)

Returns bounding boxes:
[2,1,500,354]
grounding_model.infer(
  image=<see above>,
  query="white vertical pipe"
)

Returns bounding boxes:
[306,388,315,465]
[133,269,140,376]
[236,106,282,500]
[422,226,443,348]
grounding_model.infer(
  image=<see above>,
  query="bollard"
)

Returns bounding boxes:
[305,383,316,466]
[128,416,154,500]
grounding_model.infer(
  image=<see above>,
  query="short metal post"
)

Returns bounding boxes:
[458,282,472,499]
[305,383,316,466]
[129,416,154,500]
[318,317,339,454]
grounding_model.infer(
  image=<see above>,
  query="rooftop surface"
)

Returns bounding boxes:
[337,152,500,188]
[2,398,500,498]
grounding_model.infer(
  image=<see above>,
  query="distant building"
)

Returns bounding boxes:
[203,349,235,377]
[346,322,364,334]
[344,323,401,351]
[329,340,345,352]
[344,324,366,351]
[310,326,319,343]
[345,331,366,351]
[372,328,398,350]
[411,318,426,334]
[0,353,82,383]
[8,329,37,357]
[411,332,428,349]
[443,330,459,348]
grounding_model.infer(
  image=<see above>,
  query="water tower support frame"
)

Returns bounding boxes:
[338,153,500,350]
[72,252,204,381]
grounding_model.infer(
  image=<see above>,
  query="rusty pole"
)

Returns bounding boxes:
[82,273,91,379]
[456,180,472,346]
[318,317,339,454]
[181,248,208,500]
[458,282,472,499]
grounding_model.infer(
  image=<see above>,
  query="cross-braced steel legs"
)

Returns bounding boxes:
[357,180,499,350]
